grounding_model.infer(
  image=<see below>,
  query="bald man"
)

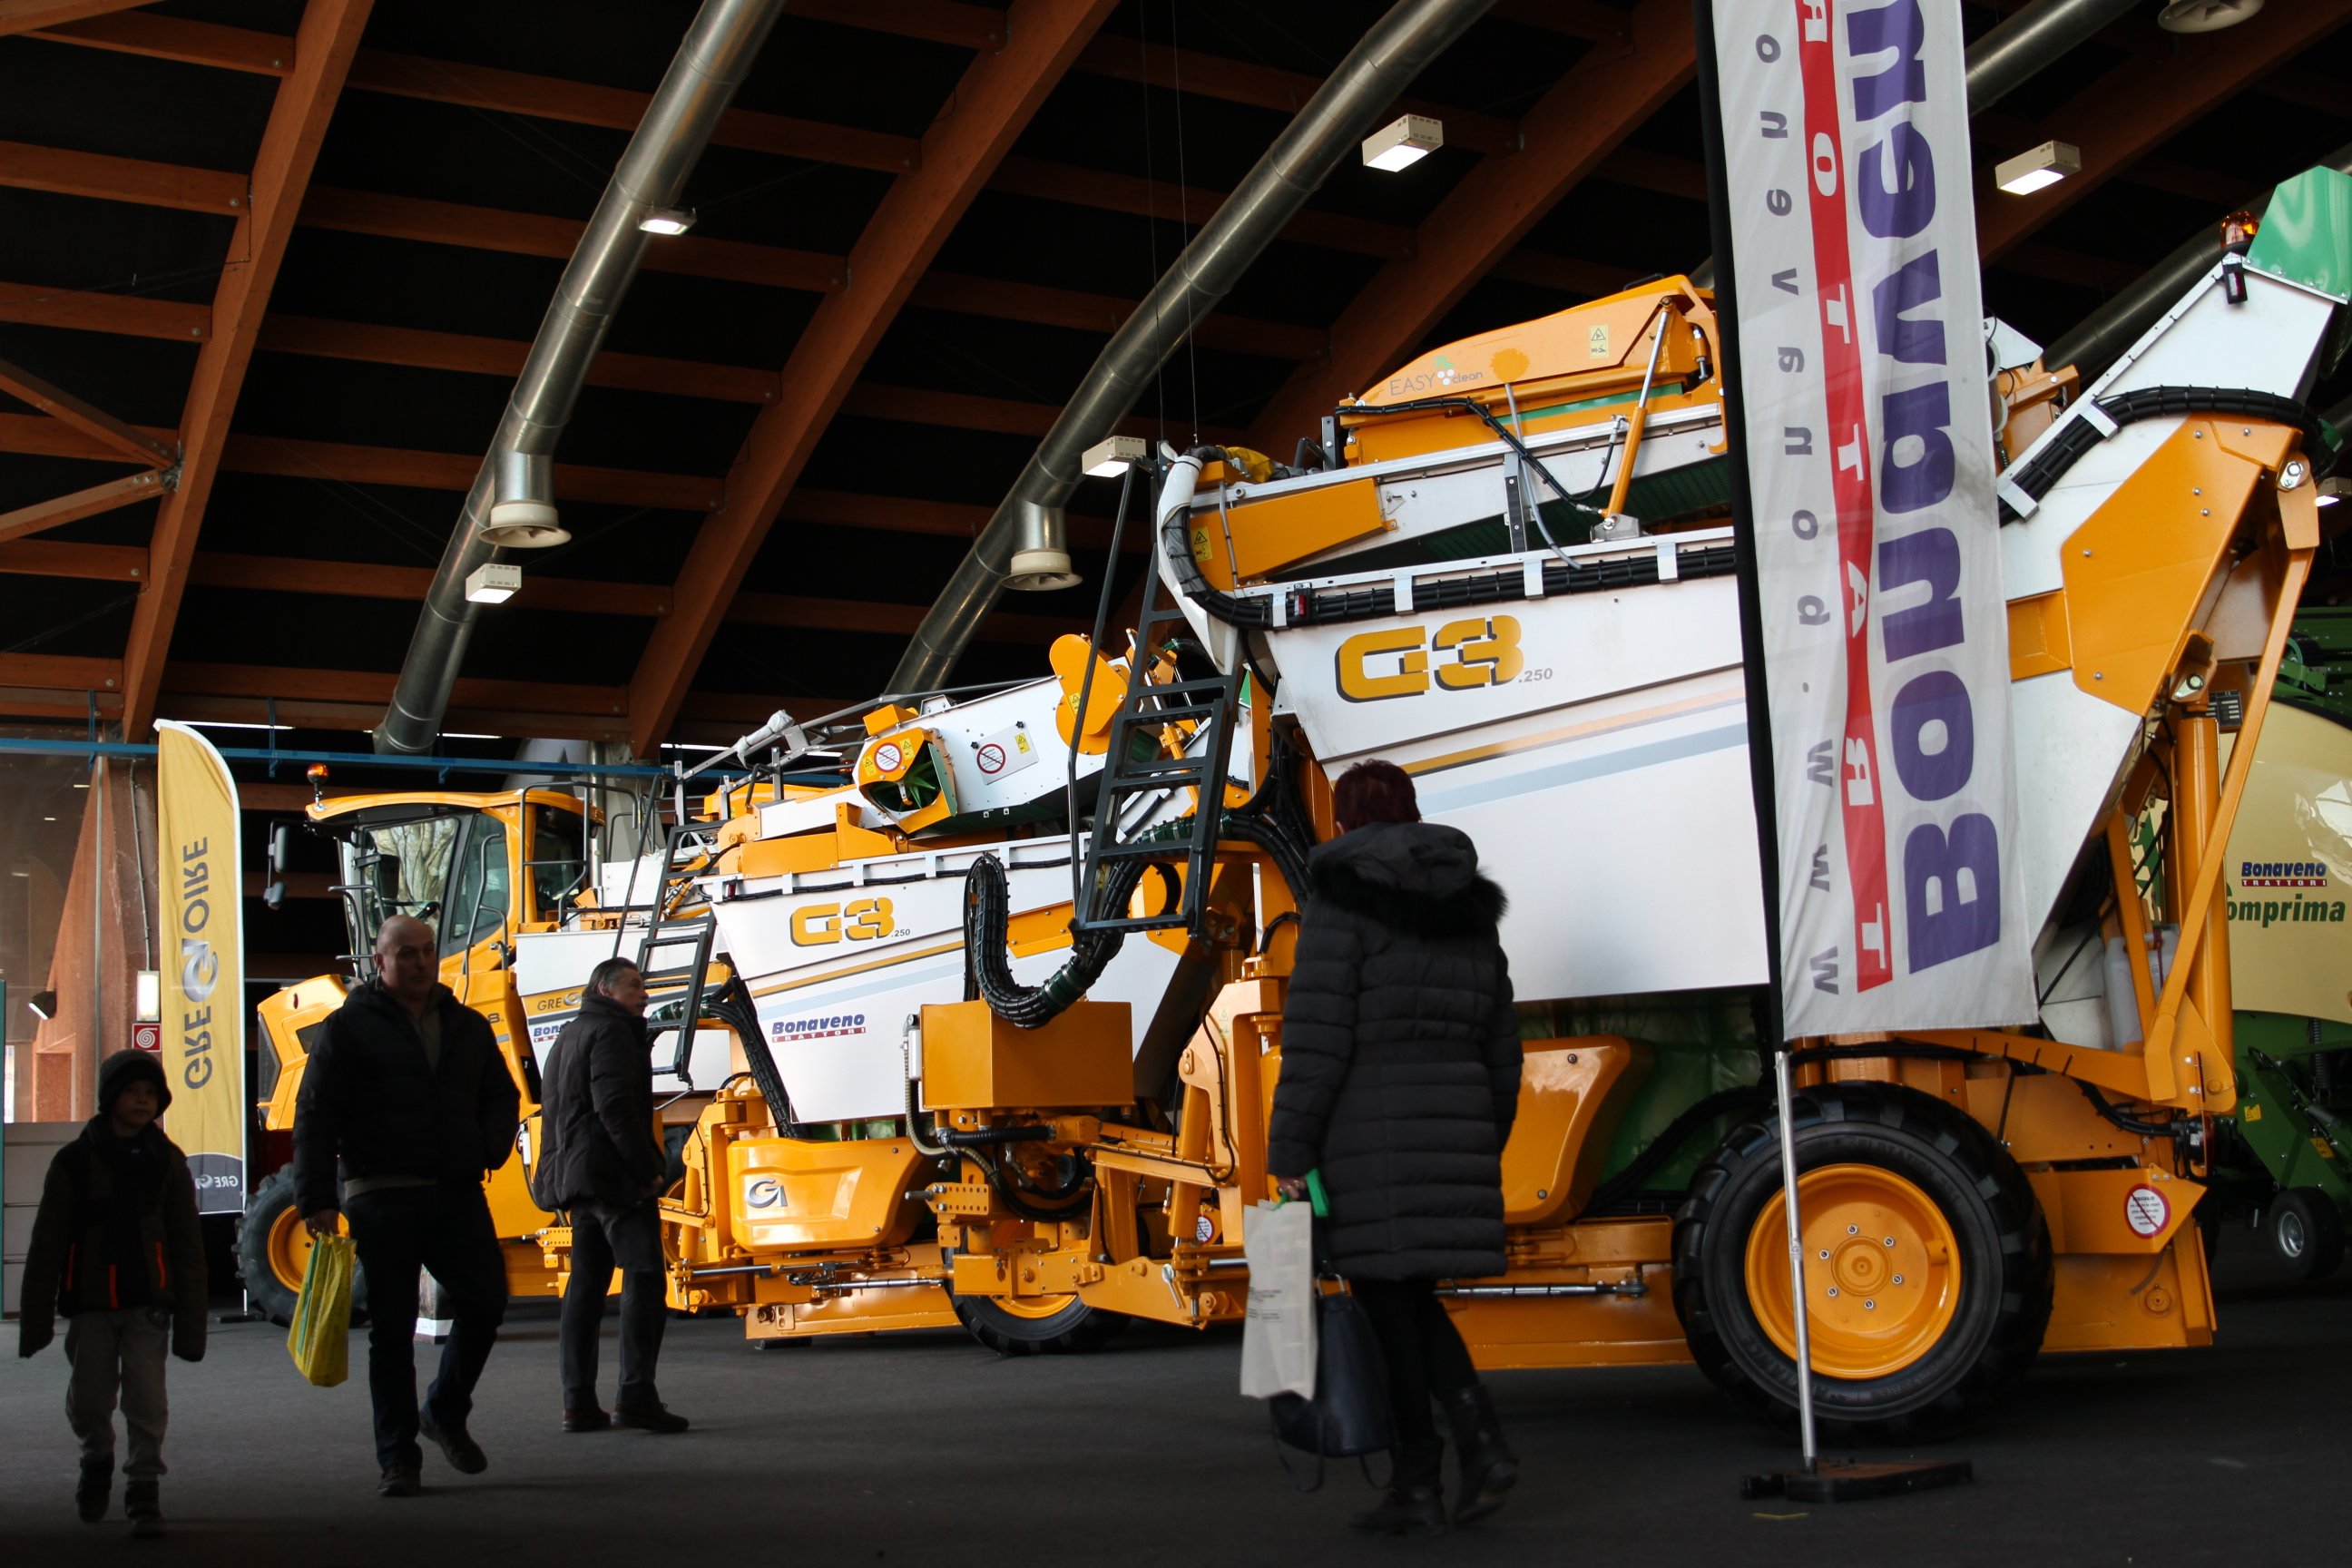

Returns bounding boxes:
[292,916,520,1498]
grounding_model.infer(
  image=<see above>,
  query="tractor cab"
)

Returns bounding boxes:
[309,788,592,984]
[240,786,596,1324]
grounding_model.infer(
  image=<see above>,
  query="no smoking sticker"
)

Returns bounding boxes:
[2124,1185,2170,1239]
[871,742,904,774]
[974,724,1039,782]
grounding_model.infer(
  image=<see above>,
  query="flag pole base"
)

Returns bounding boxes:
[1741,1458,1974,1503]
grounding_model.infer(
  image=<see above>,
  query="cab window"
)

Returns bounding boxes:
[527,803,588,919]
[440,814,510,958]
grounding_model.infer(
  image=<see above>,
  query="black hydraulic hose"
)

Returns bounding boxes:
[965,814,1308,1033]
[2001,386,2322,522]
[965,851,1150,1030]
[2076,1076,2180,1139]
[709,975,797,1133]
[939,1124,1055,1147]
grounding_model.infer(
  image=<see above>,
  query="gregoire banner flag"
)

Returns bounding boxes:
[156,720,246,1214]
[1708,0,2034,1034]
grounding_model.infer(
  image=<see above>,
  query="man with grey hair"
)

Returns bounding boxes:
[538,956,686,1434]
[294,915,519,1497]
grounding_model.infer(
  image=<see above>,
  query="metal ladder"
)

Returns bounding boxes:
[628,820,724,1085]
[1073,569,1242,936]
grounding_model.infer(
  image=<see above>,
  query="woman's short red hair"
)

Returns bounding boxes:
[1333,760,1419,830]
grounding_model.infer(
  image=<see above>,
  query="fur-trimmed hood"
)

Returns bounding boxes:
[1308,821,1507,938]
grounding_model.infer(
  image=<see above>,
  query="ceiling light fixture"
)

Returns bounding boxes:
[1994,140,2081,196]
[2158,0,2263,33]
[28,988,58,1020]
[638,207,696,235]
[466,562,522,604]
[1362,113,1443,172]
[1083,436,1146,477]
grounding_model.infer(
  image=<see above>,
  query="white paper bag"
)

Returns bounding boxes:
[1240,1200,1318,1400]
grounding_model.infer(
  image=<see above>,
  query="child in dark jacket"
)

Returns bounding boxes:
[16,1049,209,1537]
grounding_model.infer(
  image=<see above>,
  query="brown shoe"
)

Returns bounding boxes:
[378,1465,421,1498]
[562,1406,611,1433]
[613,1403,690,1434]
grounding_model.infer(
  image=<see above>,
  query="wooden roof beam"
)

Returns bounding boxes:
[0,353,177,466]
[30,1,1005,67]
[0,469,172,544]
[0,283,210,340]
[627,0,1121,757]
[0,267,1324,364]
[0,136,244,213]
[786,0,1005,51]
[0,0,154,40]
[1975,2,2352,263]
[0,413,1143,534]
[120,0,373,738]
[0,652,120,697]
[299,188,847,292]
[180,550,1076,644]
[1488,1,1633,42]
[0,117,1599,305]
[0,539,147,580]
[1069,34,1518,154]
[1245,0,1695,454]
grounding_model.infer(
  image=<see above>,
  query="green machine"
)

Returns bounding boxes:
[2219,607,2352,1277]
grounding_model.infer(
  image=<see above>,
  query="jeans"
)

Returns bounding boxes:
[64,1306,170,1477]
[1351,1278,1479,1489]
[344,1183,508,1471]
[559,1199,668,1412]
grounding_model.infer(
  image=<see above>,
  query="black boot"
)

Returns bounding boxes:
[1441,1384,1518,1525]
[75,1459,112,1524]
[124,1475,163,1538]
[1350,1484,1448,1538]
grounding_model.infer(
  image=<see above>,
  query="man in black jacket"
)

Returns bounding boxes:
[538,956,686,1434]
[294,915,520,1497]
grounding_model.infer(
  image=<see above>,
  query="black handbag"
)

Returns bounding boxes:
[1268,1212,1396,1491]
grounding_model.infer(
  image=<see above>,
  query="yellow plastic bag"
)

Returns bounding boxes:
[288,1233,356,1387]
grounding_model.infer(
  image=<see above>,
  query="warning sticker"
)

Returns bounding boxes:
[974,725,1039,783]
[2124,1185,2170,1239]
[871,741,904,775]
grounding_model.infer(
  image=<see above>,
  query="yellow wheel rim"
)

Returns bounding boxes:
[985,1291,1083,1322]
[267,1205,347,1293]
[1742,1163,1961,1380]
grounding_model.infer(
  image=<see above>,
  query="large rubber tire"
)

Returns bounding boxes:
[948,1289,1127,1357]
[2269,1187,2346,1279]
[1672,1082,2053,1443]
[235,1168,370,1328]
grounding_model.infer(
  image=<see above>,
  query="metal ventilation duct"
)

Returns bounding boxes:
[374,0,788,755]
[1965,0,2141,113]
[887,0,1498,696]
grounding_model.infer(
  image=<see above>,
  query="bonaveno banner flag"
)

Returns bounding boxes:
[155,720,246,1213]
[1705,0,2035,1034]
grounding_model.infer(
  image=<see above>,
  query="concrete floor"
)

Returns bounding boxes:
[4,1238,2347,1567]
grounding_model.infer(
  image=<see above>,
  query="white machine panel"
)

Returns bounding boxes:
[709,843,1183,1123]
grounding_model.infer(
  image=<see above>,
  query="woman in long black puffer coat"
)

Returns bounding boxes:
[1268,760,1524,1539]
